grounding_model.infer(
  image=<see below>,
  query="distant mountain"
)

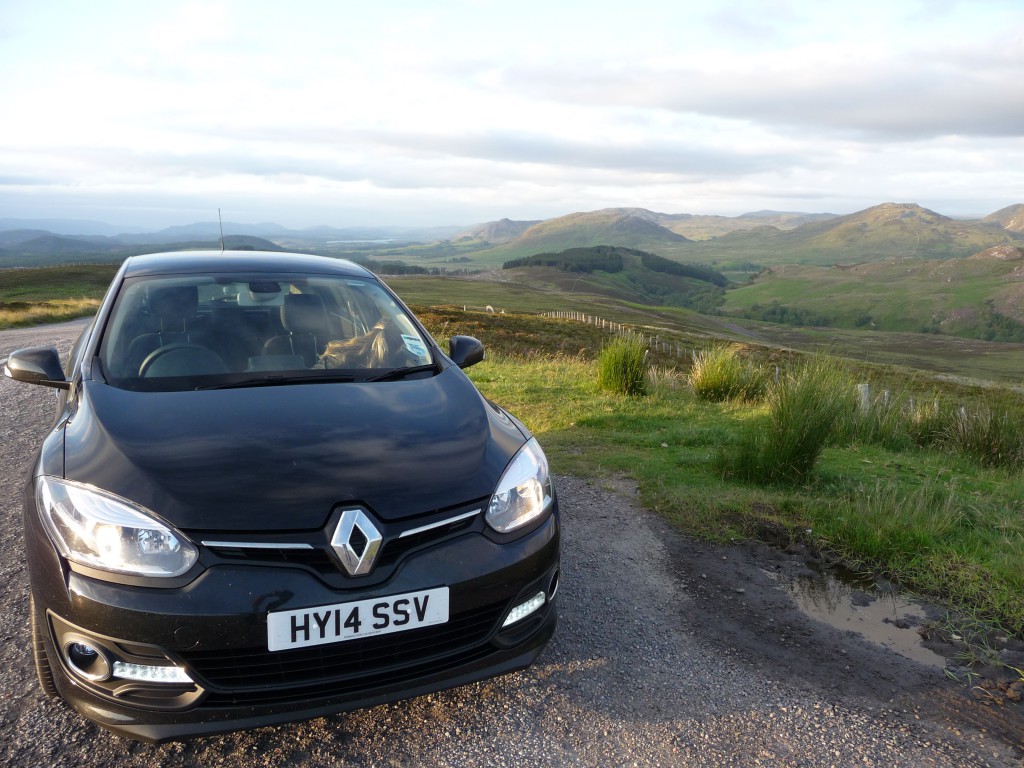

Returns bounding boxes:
[0,234,284,267]
[0,229,62,246]
[0,218,142,236]
[4,202,1023,271]
[1,234,103,256]
[983,204,1024,233]
[416,203,1024,267]
[474,210,693,264]
[114,221,294,245]
[689,203,1024,266]
[454,218,542,245]
[736,210,839,226]
[0,219,467,247]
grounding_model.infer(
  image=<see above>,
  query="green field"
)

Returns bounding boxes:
[0,264,119,329]
[391,275,1024,387]
[5,265,1024,386]
[411,307,1024,639]
[721,257,1024,339]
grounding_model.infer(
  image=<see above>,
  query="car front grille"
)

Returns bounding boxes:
[199,503,483,578]
[204,545,337,571]
[182,601,505,705]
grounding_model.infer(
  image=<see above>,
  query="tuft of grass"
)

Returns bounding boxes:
[835,390,915,452]
[828,480,970,563]
[941,404,1023,469]
[688,344,768,402]
[813,479,1024,632]
[905,396,954,448]
[597,335,650,396]
[719,356,854,485]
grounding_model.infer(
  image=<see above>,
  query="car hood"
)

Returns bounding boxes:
[62,368,527,531]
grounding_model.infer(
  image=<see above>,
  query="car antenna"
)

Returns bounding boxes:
[218,208,225,253]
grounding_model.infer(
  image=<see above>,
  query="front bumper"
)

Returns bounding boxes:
[31,512,559,743]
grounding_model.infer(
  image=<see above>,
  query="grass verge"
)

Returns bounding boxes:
[0,264,117,329]
[421,310,1024,635]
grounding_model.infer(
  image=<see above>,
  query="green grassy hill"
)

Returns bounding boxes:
[589,207,836,239]
[467,211,693,264]
[415,203,1023,270]
[684,203,1024,266]
[721,245,1024,339]
[498,246,728,312]
[985,204,1024,233]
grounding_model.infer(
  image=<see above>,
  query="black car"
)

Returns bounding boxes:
[3,251,559,742]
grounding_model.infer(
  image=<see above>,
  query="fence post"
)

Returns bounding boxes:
[858,383,870,411]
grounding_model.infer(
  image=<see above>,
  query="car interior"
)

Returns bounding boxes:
[98,275,433,384]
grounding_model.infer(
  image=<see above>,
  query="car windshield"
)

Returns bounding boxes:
[98,272,434,391]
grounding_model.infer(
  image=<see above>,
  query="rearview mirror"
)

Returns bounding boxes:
[3,346,70,389]
[448,336,485,369]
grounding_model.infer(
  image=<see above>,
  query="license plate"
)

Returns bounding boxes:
[267,587,449,651]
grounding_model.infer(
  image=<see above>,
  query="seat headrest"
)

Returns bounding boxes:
[149,286,198,321]
[281,293,327,334]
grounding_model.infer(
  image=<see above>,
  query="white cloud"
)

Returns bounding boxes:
[0,0,1021,227]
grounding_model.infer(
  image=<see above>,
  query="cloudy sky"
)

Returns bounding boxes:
[1,0,1022,229]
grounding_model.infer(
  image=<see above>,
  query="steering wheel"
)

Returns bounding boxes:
[139,342,229,378]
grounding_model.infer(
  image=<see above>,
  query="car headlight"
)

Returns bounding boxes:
[486,438,553,533]
[35,477,198,578]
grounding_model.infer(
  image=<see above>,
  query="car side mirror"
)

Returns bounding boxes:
[448,336,485,369]
[3,346,70,390]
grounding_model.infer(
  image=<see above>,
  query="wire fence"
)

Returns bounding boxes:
[458,304,701,361]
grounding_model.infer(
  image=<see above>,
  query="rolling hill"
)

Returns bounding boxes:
[682,203,1024,266]
[581,207,837,239]
[498,245,728,312]
[4,202,1024,275]
[448,208,839,262]
[467,211,694,265]
[720,244,1024,340]
[424,203,1024,269]
[984,204,1024,233]
[0,234,284,267]
[453,218,542,245]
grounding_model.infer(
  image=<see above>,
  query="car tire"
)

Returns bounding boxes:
[30,594,58,698]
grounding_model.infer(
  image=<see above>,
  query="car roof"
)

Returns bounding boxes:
[121,250,375,279]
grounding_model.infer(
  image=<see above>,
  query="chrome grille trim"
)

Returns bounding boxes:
[399,509,481,539]
[201,541,314,550]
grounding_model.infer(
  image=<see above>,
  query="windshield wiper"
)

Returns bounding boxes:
[196,372,356,390]
[366,363,439,383]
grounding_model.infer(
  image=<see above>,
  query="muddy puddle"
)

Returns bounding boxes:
[763,565,947,668]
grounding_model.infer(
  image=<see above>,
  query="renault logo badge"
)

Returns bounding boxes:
[331,509,383,576]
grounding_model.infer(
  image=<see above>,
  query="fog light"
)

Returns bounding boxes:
[112,661,194,684]
[64,640,112,682]
[502,591,546,628]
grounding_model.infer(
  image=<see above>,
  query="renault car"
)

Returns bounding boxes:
[3,251,559,742]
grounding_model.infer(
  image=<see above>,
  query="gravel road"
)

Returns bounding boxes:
[0,320,1021,767]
